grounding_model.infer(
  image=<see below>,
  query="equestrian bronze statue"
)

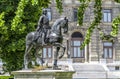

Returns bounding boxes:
[24,17,68,69]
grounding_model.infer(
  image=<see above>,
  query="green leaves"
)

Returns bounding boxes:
[31,0,51,7]
[114,0,120,3]
[56,0,63,14]
[77,0,90,26]
[110,15,120,37]
[31,0,38,5]
[0,12,8,35]
[7,39,25,52]
[11,0,29,31]
[0,12,5,27]
[81,0,102,49]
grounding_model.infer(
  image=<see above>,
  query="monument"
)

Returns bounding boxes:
[12,9,75,79]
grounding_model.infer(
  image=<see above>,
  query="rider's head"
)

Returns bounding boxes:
[42,9,47,15]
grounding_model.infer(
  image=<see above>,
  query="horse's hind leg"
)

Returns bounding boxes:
[59,45,66,59]
[35,47,44,66]
[24,44,33,69]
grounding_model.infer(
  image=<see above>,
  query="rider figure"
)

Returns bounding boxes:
[35,9,50,45]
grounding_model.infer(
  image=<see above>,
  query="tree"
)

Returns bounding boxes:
[0,0,63,74]
[0,0,120,73]
[0,0,46,73]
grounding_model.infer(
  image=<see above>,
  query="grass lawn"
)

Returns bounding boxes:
[0,76,13,79]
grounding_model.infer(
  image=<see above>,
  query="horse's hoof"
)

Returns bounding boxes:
[53,65,57,69]
[22,68,28,70]
[59,55,63,59]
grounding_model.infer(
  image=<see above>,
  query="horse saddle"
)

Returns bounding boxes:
[49,32,59,42]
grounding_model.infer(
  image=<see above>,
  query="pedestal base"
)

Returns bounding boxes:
[12,69,75,79]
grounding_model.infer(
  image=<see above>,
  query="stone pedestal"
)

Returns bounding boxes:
[12,69,75,79]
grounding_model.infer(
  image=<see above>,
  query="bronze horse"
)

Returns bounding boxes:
[24,17,68,69]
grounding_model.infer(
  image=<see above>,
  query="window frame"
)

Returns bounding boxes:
[103,9,112,22]
[103,42,113,59]
[42,46,52,59]
[73,8,78,21]
[71,38,84,58]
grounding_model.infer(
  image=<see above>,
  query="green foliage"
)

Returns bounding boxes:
[0,12,7,35]
[0,12,5,26]
[114,0,120,3]
[11,0,29,31]
[81,0,102,49]
[31,0,38,5]
[0,76,13,79]
[31,0,51,7]
[110,15,120,37]
[56,0,63,14]
[101,35,115,42]
[78,0,90,26]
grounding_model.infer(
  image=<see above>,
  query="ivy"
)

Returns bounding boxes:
[81,0,102,49]
[56,0,63,14]
[101,0,120,39]
[110,15,120,37]
[78,0,90,26]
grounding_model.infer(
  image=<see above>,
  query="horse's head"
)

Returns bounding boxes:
[51,17,68,36]
[61,17,68,33]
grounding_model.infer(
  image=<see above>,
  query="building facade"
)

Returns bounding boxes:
[42,0,120,75]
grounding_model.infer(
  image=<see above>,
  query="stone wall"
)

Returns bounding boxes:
[50,0,120,63]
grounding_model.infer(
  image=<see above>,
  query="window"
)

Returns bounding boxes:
[71,32,84,58]
[103,9,112,22]
[42,46,52,58]
[73,8,78,21]
[103,42,113,59]
[46,8,52,21]
[115,66,119,70]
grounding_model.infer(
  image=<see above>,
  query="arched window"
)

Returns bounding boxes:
[71,32,84,58]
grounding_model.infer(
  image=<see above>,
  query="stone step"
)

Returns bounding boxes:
[73,72,106,79]
[72,63,109,78]
[72,64,106,72]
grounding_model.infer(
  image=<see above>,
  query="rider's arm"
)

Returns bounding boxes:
[38,16,43,28]
[36,16,44,31]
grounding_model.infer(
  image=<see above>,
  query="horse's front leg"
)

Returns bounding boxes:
[55,43,66,59]
[53,47,60,69]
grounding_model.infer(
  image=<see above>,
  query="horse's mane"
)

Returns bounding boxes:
[51,18,64,31]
